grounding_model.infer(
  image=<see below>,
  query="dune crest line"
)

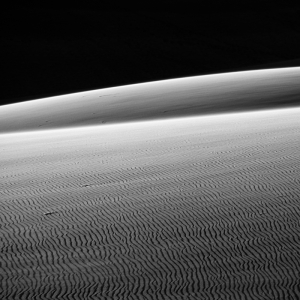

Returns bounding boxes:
[1,67,300,134]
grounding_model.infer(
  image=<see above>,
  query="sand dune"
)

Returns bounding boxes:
[2,108,300,299]
[1,67,300,134]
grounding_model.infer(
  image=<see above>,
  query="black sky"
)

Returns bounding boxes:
[1,2,300,105]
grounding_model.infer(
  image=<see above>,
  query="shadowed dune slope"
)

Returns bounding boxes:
[1,108,300,299]
[1,67,300,133]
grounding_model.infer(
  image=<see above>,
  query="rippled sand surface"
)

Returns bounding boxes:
[1,108,300,299]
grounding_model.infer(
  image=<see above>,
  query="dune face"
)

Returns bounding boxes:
[2,108,300,299]
[0,67,300,134]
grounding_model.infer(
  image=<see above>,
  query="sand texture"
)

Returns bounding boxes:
[1,108,300,299]
[1,67,300,134]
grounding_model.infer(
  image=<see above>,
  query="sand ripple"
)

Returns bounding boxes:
[1,109,300,299]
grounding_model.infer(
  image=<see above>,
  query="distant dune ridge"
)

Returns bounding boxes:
[0,67,300,134]
[2,68,300,299]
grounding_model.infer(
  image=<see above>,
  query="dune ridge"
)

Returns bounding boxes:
[1,67,300,134]
[1,108,300,299]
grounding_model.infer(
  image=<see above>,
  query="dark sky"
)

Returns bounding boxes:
[2,2,300,105]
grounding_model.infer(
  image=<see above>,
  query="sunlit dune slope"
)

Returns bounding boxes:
[1,108,300,299]
[1,67,300,133]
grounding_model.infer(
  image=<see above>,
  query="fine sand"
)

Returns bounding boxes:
[1,67,300,134]
[1,108,300,299]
